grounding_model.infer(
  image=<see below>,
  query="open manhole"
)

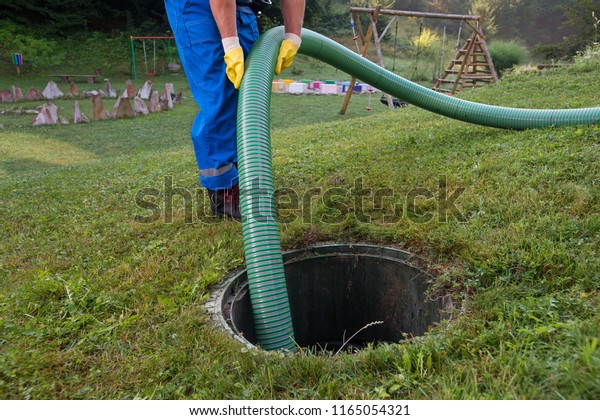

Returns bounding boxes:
[208,244,451,351]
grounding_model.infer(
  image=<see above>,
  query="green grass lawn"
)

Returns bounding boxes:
[0,62,599,399]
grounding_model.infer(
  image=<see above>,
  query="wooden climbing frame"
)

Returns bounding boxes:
[433,20,498,95]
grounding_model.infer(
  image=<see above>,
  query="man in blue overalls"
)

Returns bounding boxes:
[164,0,305,219]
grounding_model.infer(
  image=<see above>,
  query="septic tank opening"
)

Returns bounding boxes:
[208,244,451,351]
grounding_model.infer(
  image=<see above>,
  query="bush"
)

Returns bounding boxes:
[489,40,530,75]
[11,35,66,69]
[572,42,600,72]
[0,20,65,70]
[532,44,565,61]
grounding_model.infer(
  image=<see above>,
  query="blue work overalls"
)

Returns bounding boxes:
[164,0,259,190]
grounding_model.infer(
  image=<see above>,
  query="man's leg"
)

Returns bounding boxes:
[166,2,259,219]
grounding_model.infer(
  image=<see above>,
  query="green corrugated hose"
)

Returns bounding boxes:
[236,27,600,351]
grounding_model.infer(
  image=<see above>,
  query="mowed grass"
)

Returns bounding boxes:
[0,63,599,399]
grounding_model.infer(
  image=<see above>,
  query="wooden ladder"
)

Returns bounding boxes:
[434,30,498,95]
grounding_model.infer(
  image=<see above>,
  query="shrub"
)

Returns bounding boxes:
[0,20,66,70]
[408,28,442,82]
[532,44,565,61]
[412,28,440,56]
[488,40,530,75]
[11,35,66,70]
[572,42,600,72]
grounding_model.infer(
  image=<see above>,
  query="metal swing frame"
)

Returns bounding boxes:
[130,36,177,82]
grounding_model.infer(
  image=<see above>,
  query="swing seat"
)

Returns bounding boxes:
[380,96,409,109]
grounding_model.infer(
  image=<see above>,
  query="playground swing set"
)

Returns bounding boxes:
[129,36,180,82]
[341,5,498,114]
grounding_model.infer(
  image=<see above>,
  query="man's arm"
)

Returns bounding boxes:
[275,0,305,74]
[280,0,305,37]
[210,0,237,38]
[211,0,245,88]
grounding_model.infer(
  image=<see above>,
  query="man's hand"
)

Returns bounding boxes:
[223,37,244,89]
[275,33,302,75]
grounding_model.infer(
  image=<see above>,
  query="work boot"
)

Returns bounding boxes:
[208,185,241,220]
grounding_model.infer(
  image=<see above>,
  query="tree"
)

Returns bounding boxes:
[563,0,599,49]
[469,0,498,35]
[0,0,168,35]
[469,0,578,46]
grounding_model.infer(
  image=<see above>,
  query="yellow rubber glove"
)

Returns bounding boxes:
[223,37,244,89]
[275,33,302,75]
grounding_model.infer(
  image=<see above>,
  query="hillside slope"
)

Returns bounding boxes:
[0,64,598,399]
